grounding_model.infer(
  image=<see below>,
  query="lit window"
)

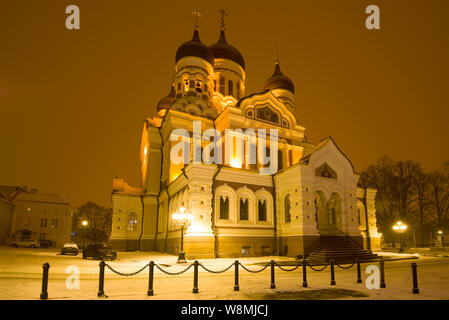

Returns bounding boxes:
[195,79,202,93]
[127,212,138,231]
[51,219,58,228]
[184,79,189,92]
[39,233,46,240]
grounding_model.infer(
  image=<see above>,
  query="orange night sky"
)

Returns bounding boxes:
[1,0,448,207]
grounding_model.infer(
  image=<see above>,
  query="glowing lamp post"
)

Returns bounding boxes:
[393,221,408,250]
[172,207,193,263]
[437,230,444,247]
[81,220,88,249]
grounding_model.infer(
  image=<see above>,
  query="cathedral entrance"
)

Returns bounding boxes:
[314,191,342,236]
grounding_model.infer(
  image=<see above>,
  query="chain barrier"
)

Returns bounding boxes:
[154,263,193,275]
[275,263,301,272]
[105,263,149,277]
[306,262,329,272]
[335,260,357,270]
[199,262,235,274]
[239,263,270,273]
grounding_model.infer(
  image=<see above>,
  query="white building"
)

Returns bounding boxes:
[110,19,380,261]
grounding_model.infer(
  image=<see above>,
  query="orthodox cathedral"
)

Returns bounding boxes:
[110,15,381,260]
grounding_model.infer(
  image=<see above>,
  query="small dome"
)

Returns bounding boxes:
[263,61,294,93]
[209,30,245,70]
[175,29,214,66]
[157,85,176,111]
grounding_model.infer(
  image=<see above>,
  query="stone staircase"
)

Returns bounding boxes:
[306,234,378,264]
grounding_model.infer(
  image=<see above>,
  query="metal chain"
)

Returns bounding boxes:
[105,263,148,277]
[335,261,357,269]
[154,263,193,275]
[306,262,329,272]
[275,263,301,272]
[199,262,235,274]
[240,263,269,273]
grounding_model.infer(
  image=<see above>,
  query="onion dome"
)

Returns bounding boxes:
[209,30,245,70]
[175,28,214,65]
[263,60,294,93]
[157,85,175,111]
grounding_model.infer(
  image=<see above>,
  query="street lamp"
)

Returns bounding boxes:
[393,221,408,251]
[172,207,193,263]
[437,230,444,247]
[81,220,88,249]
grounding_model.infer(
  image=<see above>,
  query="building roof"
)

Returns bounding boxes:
[157,85,176,111]
[0,185,71,205]
[209,29,245,70]
[175,28,214,65]
[300,137,355,172]
[263,60,294,93]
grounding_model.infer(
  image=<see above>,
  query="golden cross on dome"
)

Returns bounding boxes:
[275,46,279,64]
[192,10,202,29]
[218,9,228,30]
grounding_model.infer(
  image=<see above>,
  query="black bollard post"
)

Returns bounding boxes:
[302,259,308,288]
[330,259,336,285]
[356,258,362,284]
[270,260,275,289]
[234,260,239,291]
[147,261,154,296]
[98,260,105,297]
[411,263,419,294]
[40,263,50,299]
[380,257,386,288]
[192,261,199,294]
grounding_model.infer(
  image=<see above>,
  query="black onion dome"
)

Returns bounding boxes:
[157,85,176,111]
[209,30,245,70]
[263,61,294,93]
[175,29,214,65]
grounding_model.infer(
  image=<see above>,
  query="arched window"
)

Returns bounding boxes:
[258,199,267,221]
[127,212,138,231]
[239,198,249,220]
[219,196,229,220]
[284,194,291,223]
[219,76,225,95]
[228,80,233,96]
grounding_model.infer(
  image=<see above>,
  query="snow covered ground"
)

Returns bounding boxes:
[0,246,448,300]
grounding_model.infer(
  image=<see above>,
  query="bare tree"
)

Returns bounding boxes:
[394,160,421,220]
[413,168,430,245]
[428,171,449,228]
[76,202,112,242]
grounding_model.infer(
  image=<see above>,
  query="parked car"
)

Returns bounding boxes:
[10,239,40,248]
[61,242,79,255]
[82,242,117,260]
[39,239,53,248]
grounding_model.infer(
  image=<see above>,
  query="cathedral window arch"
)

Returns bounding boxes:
[219,76,225,95]
[236,187,256,223]
[228,80,233,96]
[219,196,229,220]
[239,198,249,220]
[258,199,267,221]
[255,189,273,223]
[215,184,236,223]
[195,79,202,93]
